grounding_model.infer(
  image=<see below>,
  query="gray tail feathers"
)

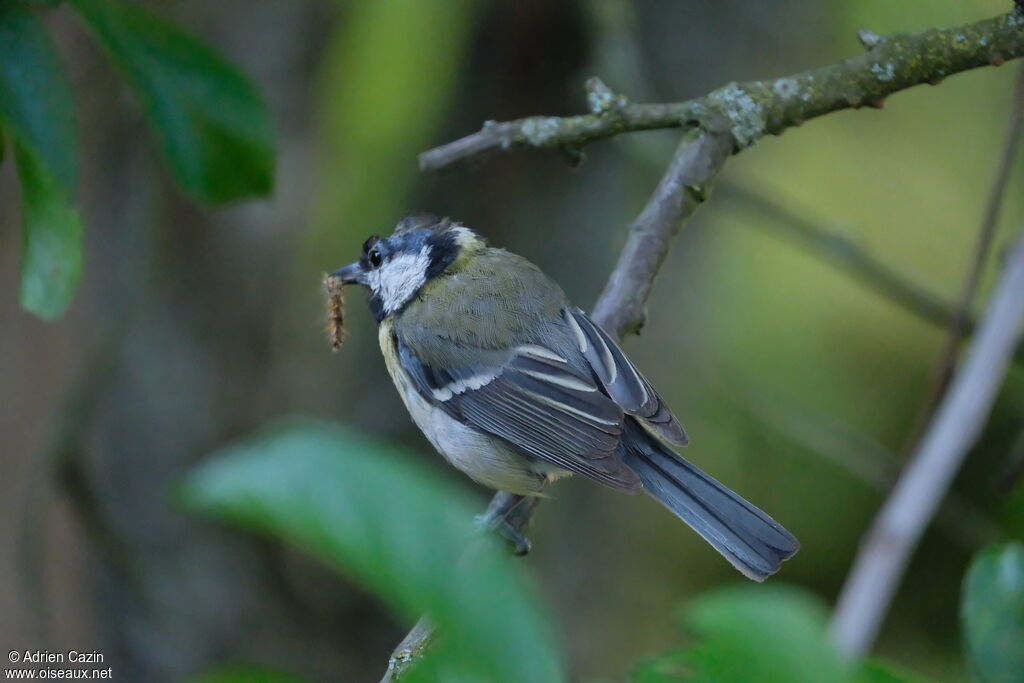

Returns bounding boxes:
[622,438,799,581]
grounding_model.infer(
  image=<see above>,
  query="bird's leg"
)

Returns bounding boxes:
[474,491,541,556]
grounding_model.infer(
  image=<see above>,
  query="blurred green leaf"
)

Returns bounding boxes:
[0,3,77,193]
[677,586,851,683]
[633,586,929,683]
[180,419,563,682]
[631,650,692,682]
[855,660,931,683]
[70,0,274,204]
[189,664,310,683]
[15,143,83,319]
[962,542,1024,683]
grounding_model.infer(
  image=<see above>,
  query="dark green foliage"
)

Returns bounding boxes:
[961,542,1024,683]
[855,660,930,683]
[179,420,563,683]
[70,0,274,204]
[632,586,927,683]
[15,143,83,319]
[0,0,274,319]
[0,4,82,318]
[0,4,77,192]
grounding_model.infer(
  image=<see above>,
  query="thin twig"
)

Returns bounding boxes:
[701,366,1000,550]
[592,126,735,338]
[420,10,1024,171]
[901,63,1024,449]
[724,186,961,329]
[829,228,1024,657]
[382,127,735,681]
[722,183,1024,364]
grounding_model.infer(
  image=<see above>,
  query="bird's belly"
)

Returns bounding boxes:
[402,381,548,495]
[379,321,551,495]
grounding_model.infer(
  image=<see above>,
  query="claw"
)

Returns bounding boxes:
[474,512,532,556]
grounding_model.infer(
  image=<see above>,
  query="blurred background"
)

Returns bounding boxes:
[2,0,1023,681]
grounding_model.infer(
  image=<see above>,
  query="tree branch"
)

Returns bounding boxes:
[592,126,734,338]
[387,6,1024,678]
[420,10,1024,171]
[829,227,1024,657]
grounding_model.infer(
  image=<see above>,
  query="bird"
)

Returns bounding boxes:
[331,214,799,580]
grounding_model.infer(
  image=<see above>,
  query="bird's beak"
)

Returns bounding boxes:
[332,261,366,286]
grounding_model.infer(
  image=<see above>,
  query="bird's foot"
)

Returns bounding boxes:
[474,512,531,556]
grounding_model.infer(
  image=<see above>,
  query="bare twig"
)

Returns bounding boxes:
[829,228,1024,657]
[724,186,962,329]
[702,367,999,550]
[901,63,1024,449]
[420,10,1024,171]
[723,183,1024,364]
[382,618,435,682]
[592,126,734,338]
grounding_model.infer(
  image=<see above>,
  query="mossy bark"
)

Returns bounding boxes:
[421,9,1024,168]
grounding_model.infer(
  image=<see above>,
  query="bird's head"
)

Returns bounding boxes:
[331,214,484,321]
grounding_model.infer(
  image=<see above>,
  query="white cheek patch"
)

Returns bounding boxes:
[369,246,432,313]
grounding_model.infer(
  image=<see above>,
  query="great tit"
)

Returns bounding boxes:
[332,214,798,580]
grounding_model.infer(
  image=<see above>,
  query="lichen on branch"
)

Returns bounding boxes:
[419,9,1024,170]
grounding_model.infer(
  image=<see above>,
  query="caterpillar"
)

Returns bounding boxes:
[324,274,347,352]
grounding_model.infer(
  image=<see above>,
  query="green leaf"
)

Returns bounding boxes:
[633,586,929,683]
[0,3,77,193]
[70,0,274,204]
[0,5,82,318]
[631,650,693,683]
[676,586,853,683]
[962,542,1024,683]
[855,659,931,683]
[15,143,83,319]
[189,664,310,683]
[179,420,563,683]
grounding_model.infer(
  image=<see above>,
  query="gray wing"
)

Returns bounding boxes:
[562,308,688,446]
[396,337,642,490]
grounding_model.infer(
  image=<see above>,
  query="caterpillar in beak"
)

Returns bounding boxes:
[324,274,347,351]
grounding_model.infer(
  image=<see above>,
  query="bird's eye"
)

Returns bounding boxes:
[368,247,383,269]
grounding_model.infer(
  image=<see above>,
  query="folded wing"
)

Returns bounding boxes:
[563,308,687,446]
[397,339,641,490]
